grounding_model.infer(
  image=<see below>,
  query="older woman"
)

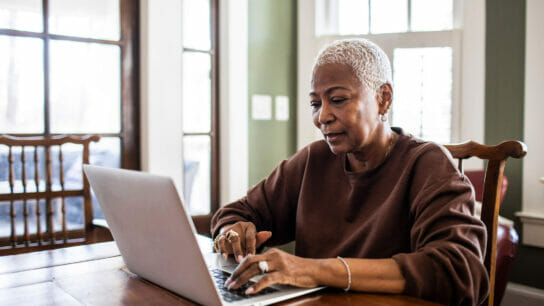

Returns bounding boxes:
[211,39,489,305]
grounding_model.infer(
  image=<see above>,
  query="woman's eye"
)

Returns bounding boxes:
[331,98,346,104]
[310,101,321,108]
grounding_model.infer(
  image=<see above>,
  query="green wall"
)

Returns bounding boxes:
[248,0,297,185]
[486,0,544,289]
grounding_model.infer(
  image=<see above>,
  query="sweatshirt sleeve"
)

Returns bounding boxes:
[210,145,310,246]
[392,145,490,306]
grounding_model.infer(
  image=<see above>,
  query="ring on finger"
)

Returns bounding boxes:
[213,234,225,252]
[258,261,269,274]
[225,229,239,243]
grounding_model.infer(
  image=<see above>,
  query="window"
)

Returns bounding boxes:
[317,0,453,35]
[0,0,139,232]
[315,0,458,144]
[393,47,453,144]
[182,0,219,215]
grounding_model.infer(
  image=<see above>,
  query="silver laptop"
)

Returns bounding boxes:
[83,165,323,306]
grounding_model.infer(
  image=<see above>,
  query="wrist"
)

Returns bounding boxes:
[312,258,342,286]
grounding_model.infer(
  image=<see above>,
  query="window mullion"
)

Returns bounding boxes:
[407,0,412,32]
[368,0,372,34]
[43,0,50,136]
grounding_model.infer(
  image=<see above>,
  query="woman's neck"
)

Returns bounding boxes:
[347,125,396,173]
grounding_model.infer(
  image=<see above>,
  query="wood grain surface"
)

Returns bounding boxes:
[0,239,439,305]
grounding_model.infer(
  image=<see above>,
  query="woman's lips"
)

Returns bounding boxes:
[325,132,345,143]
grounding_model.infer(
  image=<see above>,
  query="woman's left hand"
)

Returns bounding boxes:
[224,248,320,294]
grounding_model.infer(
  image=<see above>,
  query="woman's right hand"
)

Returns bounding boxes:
[214,221,272,263]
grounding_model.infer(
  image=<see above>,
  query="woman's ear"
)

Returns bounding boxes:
[377,83,393,114]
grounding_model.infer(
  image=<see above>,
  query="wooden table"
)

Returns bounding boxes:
[0,238,438,305]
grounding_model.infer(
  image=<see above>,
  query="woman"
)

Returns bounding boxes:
[211,39,489,305]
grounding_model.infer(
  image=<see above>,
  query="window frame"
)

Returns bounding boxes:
[181,0,220,214]
[0,0,140,170]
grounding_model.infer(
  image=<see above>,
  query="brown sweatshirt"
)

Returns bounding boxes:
[211,130,490,305]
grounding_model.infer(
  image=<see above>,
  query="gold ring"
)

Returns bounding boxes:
[225,229,239,243]
[213,234,225,252]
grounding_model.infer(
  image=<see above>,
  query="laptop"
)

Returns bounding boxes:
[83,165,323,306]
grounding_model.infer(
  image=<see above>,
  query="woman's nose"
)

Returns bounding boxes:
[318,102,334,124]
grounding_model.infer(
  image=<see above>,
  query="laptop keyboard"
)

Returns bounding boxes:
[211,269,279,302]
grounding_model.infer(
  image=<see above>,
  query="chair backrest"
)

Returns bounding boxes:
[444,140,527,306]
[0,135,100,254]
[465,170,509,204]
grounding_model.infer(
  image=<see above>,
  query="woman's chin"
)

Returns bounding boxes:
[326,142,348,155]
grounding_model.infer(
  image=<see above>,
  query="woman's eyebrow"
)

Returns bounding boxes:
[309,86,350,97]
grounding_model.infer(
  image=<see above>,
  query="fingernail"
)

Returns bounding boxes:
[222,253,228,260]
[237,255,244,262]
[245,287,254,295]
[224,278,232,287]
[228,281,237,290]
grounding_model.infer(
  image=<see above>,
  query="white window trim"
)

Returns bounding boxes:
[219,0,249,205]
[517,0,544,248]
[297,0,485,170]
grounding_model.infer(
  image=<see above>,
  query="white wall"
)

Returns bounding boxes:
[219,0,249,204]
[459,0,485,170]
[139,0,184,192]
[518,0,544,247]
[297,0,321,149]
[522,0,544,214]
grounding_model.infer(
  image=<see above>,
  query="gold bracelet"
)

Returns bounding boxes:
[337,256,351,292]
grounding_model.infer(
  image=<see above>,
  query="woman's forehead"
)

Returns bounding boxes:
[311,63,362,91]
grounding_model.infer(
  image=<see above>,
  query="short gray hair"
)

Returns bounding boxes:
[313,39,392,90]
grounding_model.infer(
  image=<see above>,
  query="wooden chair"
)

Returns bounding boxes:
[0,135,113,255]
[444,140,527,306]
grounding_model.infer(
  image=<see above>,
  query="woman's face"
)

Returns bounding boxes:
[310,63,382,155]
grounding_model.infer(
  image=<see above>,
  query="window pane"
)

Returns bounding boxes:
[392,47,452,144]
[183,52,211,133]
[338,0,369,35]
[52,143,84,191]
[89,137,121,169]
[183,0,211,50]
[0,35,44,133]
[411,0,453,31]
[89,137,120,220]
[183,136,210,215]
[0,0,43,32]
[370,0,407,34]
[49,40,121,134]
[49,0,120,40]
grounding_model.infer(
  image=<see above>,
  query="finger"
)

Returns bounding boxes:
[245,272,282,295]
[244,226,257,256]
[255,231,272,249]
[228,254,266,282]
[228,231,244,263]
[218,235,231,259]
[227,261,262,290]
